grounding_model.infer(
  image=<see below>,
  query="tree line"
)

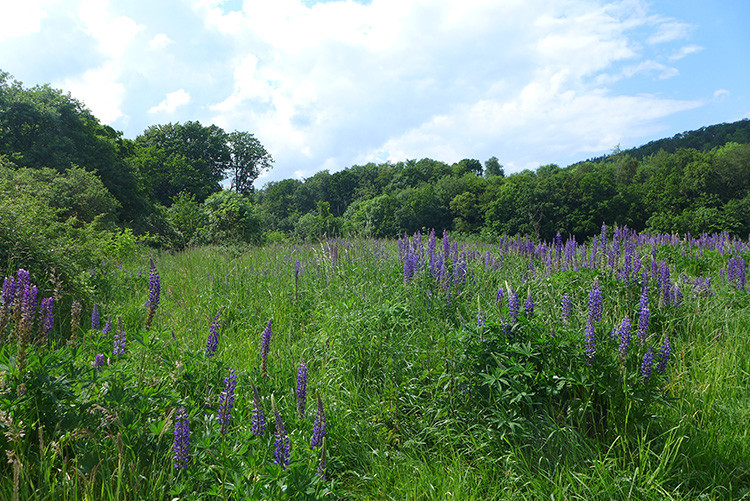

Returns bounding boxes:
[2,69,750,257]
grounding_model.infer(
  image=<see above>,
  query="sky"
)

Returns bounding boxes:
[1,0,748,187]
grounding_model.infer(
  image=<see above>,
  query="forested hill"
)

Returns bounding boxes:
[2,69,750,253]
[582,119,750,163]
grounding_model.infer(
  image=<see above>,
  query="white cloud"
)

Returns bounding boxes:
[670,44,703,61]
[149,33,173,50]
[0,1,50,42]
[149,89,192,114]
[58,62,126,123]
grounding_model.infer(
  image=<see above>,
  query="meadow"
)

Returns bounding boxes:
[1,227,749,500]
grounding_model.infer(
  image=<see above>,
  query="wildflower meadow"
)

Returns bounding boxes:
[0,227,749,499]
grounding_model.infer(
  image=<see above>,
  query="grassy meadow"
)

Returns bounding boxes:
[1,228,750,499]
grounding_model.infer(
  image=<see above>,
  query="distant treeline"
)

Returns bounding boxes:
[2,68,750,257]
[255,135,750,242]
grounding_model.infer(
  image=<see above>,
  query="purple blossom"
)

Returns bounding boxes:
[561,294,572,324]
[524,292,534,319]
[218,368,237,434]
[637,289,650,341]
[91,303,100,331]
[618,316,632,362]
[260,318,273,376]
[584,320,596,364]
[205,309,222,358]
[311,393,327,449]
[640,348,654,382]
[656,335,671,373]
[113,316,126,355]
[509,290,520,324]
[145,259,160,330]
[588,280,603,323]
[251,383,266,436]
[39,297,54,342]
[173,407,190,470]
[93,353,106,369]
[102,315,112,335]
[495,287,505,308]
[272,396,291,469]
[296,359,308,419]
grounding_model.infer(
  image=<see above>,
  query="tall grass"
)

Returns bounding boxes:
[1,231,749,499]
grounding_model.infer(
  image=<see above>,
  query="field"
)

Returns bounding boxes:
[1,227,750,499]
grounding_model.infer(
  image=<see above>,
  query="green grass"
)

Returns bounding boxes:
[1,234,750,499]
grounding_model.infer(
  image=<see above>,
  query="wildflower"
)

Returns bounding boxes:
[251,383,266,436]
[173,407,190,470]
[317,437,327,479]
[260,318,272,376]
[640,348,654,382]
[91,303,100,331]
[93,353,106,369]
[145,259,160,330]
[311,393,327,449]
[637,288,650,341]
[618,316,632,362]
[508,290,520,324]
[561,293,572,324]
[217,368,237,434]
[205,309,222,358]
[102,315,112,335]
[588,280,603,323]
[524,292,534,319]
[296,359,308,419]
[113,316,126,355]
[272,395,291,469]
[584,320,596,364]
[656,335,671,373]
[38,297,54,344]
[495,287,504,308]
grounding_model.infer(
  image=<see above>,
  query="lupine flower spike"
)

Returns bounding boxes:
[113,316,126,355]
[656,335,671,373]
[271,395,291,469]
[91,303,100,331]
[296,359,308,419]
[311,393,327,449]
[218,368,237,434]
[251,382,266,436]
[145,259,160,330]
[584,320,596,364]
[640,348,654,382]
[173,407,191,470]
[561,294,572,324]
[205,308,222,358]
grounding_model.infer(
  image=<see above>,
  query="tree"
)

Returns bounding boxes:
[135,121,230,204]
[484,156,504,177]
[226,131,273,195]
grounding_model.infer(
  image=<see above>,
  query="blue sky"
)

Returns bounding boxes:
[1,0,748,187]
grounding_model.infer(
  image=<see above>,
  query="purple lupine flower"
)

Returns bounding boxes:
[113,317,127,355]
[640,348,654,382]
[205,309,222,358]
[218,368,237,434]
[91,303,100,331]
[656,335,671,373]
[584,320,596,364]
[173,407,191,470]
[311,393,327,449]
[524,292,534,319]
[588,280,603,323]
[617,316,632,362]
[477,310,486,328]
[102,315,112,335]
[93,353,106,369]
[561,294,572,324]
[0,276,13,309]
[508,290,520,324]
[272,395,291,469]
[39,297,54,343]
[637,289,650,341]
[12,269,30,324]
[145,259,160,330]
[251,383,266,436]
[495,287,505,308]
[296,359,308,419]
[260,318,272,376]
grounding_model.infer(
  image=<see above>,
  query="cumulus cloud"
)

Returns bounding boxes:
[149,89,192,114]
[2,0,714,182]
[0,1,49,42]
